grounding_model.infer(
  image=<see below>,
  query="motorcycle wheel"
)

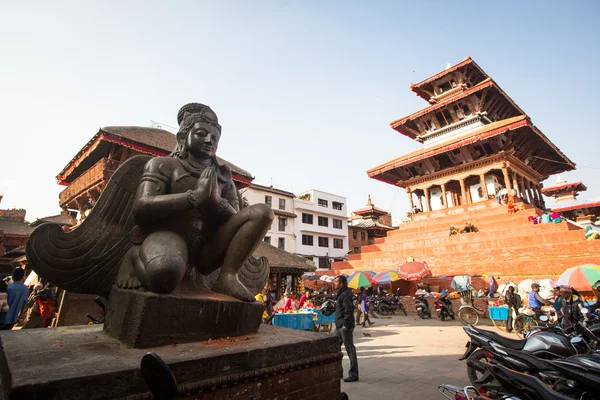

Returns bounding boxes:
[400,305,407,316]
[440,313,446,322]
[466,349,496,389]
[458,307,479,326]
[418,311,425,319]
[378,303,390,316]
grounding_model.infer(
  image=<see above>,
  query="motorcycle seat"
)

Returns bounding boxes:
[471,327,526,350]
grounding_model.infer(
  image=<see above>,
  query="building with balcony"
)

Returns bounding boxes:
[241,183,297,253]
[294,189,348,270]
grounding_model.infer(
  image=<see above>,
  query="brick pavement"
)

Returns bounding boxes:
[337,315,494,399]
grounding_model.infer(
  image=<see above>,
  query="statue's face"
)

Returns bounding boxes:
[186,121,220,158]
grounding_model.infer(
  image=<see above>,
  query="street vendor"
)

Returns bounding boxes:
[298,290,310,309]
[283,289,296,312]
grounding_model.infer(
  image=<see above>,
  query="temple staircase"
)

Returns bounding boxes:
[332,200,600,277]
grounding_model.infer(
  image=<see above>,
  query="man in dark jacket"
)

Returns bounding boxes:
[333,275,358,382]
[504,286,521,333]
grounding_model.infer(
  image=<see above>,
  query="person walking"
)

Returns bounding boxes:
[360,287,374,328]
[333,275,359,382]
[0,268,30,330]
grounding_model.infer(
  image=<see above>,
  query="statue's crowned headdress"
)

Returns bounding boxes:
[172,103,221,158]
[177,103,221,133]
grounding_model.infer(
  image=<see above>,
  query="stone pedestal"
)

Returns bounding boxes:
[0,324,341,400]
[104,287,264,348]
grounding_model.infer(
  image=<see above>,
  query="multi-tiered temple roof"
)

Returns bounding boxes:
[369,57,574,215]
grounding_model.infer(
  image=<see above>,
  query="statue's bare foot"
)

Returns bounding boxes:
[211,273,255,302]
[116,249,143,289]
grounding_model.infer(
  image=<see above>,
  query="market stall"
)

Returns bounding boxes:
[254,242,317,301]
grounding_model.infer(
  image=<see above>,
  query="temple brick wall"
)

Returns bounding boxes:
[332,200,600,278]
[181,360,341,399]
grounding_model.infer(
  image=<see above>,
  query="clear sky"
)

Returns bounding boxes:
[1,1,599,222]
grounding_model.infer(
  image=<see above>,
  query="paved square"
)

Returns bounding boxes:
[337,315,490,399]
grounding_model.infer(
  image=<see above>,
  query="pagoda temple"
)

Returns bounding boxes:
[543,177,600,227]
[348,195,394,254]
[331,58,600,280]
[369,57,574,213]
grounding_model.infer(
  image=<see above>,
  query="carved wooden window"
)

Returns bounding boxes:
[361,232,366,241]
[354,247,360,254]
[353,231,358,239]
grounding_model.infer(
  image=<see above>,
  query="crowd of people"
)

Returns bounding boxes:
[0,268,58,330]
[503,281,600,332]
[528,211,563,225]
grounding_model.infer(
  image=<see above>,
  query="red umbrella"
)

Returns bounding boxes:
[397,262,432,281]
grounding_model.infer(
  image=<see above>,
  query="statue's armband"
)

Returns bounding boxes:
[139,172,169,192]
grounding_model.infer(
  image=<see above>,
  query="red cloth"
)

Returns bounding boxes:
[298,295,307,309]
[284,297,294,311]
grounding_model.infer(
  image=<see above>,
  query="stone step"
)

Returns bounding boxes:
[388,207,542,237]
[351,236,594,263]
[390,200,539,234]
[354,224,581,257]
[332,250,600,278]
[334,239,600,276]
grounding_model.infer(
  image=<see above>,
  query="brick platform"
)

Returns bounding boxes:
[332,199,600,277]
[0,324,341,399]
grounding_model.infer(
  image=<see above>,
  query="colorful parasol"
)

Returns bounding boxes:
[347,271,374,289]
[397,261,432,281]
[372,271,400,284]
[362,270,377,278]
[555,264,600,292]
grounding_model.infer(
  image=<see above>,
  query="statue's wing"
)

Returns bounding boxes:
[26,155,151,296]
[235,188,270,294]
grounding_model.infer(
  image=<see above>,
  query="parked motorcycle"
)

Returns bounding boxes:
[460,324,583,388]
[434,294,455,321]
[415,294,431,319]
[389,294,408,316]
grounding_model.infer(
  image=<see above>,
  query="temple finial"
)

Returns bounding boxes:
[366,195,374,207]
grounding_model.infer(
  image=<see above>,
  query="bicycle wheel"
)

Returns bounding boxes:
[458,307,479,326]
[514,315,537,339]
[491,318,507,331]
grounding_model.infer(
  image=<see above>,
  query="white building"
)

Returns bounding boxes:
[294,189,349,270]
[241,184,297,253]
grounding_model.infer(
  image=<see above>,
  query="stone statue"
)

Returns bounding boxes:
[27,103,273,302]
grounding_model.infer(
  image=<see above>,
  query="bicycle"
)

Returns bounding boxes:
[457,290,484,326]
